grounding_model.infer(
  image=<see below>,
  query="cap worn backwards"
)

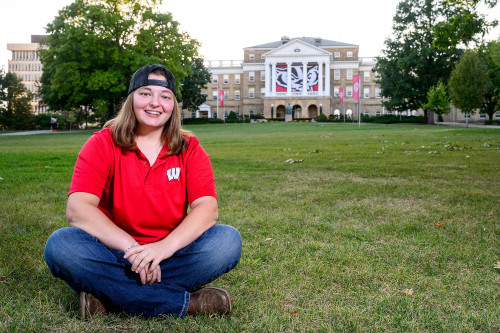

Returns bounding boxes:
[127,64,177,96]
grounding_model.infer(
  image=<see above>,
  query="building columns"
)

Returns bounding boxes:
[318,62,323,94]
[271,62,277,95]
[302,62,307,94]
[265,62,271,96]
[287,62,292,94]
[325,61,331,96]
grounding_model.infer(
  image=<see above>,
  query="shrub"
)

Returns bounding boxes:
[181,118,224,125]
[33,113,68,130]
[361,114,425,124]
[316,114,328,122]
[225,111,242,123]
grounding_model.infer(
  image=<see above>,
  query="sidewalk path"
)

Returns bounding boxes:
[0,130,61,136]
[437,122,500,129]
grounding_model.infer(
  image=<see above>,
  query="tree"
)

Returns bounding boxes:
[40,0,200,121]
[374,0,461,123]
[479,39,500,120]
[0,71,34,130]
[225,111,239,123]
[180,58,210,112]
[433,0,498,49]
[448,49,490,127]
[422,81,450,122]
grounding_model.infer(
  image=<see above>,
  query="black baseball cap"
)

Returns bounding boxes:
[127,64,177,96]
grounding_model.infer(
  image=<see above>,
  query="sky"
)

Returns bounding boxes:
[1,0,499,71]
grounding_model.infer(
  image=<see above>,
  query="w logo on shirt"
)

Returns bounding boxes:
[166,167,181,182]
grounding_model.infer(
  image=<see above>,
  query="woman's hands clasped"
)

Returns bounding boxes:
[124,242,168,285]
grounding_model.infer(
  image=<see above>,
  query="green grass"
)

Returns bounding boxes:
[1,123,499,332]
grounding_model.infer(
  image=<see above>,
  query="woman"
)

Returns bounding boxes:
[44,64,242,318]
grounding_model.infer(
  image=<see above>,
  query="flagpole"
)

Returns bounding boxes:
[358,74,361,128]
[217,81,221,123]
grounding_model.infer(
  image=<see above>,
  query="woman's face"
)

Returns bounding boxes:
[133,73,175,133]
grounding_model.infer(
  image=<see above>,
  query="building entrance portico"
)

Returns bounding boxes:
[263,39,332,99]
[264,98,331,119]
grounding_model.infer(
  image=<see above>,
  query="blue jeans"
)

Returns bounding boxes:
[44,225,242,317]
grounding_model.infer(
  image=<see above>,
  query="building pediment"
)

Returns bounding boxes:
[198,103,211,111]
[263,39,331,59]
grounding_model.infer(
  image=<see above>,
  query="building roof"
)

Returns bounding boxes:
[246,37,358,49]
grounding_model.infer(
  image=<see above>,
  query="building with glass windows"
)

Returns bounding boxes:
[7,35,48,114]
[189,36,389,121]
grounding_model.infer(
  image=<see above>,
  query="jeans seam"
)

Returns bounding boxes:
[179,291,190,317]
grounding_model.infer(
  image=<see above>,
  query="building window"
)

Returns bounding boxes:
[235,90,240,100]
[495,111,500,119]
[465,114,471,119]
[235,74,240,84]
[260,71,265,81]
[334,86,339,97]
[223,74,229,84]
[224,91,229,100]
[480,113,486,119]
[347,69,353,80]
[250,110,254,117]
[334,70,340,80]
[376,111,381,116]
[249,72,255,82]
[334,52,340,58]
[346,86,353,97]
[201,90,207,96]
[347,51,353,57]
[387,111,393,115]
[375,88,381,98]
[212,75,218,84]
[261,87,265,97]
[364,111,369,116]
[364,72,370,82]
[249,54,255,60]
[249,87,254,98]
[212,91,217,100]
[364,88,370,98]
[191,112,196,118]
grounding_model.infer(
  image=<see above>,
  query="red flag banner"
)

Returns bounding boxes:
[353,75,360,101]
[219,89,224,107]
[339,87,344,104]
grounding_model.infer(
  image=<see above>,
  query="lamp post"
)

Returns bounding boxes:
[320,103,323,115]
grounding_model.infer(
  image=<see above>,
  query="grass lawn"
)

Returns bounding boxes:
[0,123,499,332]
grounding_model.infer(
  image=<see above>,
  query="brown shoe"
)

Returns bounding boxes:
[187,287,232,316]
[80,292,107,319]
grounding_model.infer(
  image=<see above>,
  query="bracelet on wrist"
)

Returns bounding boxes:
[124,241,138,253]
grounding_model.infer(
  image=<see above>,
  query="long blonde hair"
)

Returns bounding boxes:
[104,93,193,156]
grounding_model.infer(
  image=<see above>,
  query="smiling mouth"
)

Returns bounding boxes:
[145,111,161,115]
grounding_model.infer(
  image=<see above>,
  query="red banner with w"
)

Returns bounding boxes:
[339,87,344,104]
[353,75,360,101]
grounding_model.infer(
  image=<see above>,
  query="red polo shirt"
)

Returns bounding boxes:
[69,127,217,244]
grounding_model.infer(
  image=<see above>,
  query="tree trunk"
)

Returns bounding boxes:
[107,102,115,121]
[426,110,435,124]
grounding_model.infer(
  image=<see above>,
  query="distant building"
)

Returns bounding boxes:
[186,36,392,121]
[7,35,48,114]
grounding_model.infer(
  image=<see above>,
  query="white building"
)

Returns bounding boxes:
[187,37,387,120]
[7,35,48,114]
